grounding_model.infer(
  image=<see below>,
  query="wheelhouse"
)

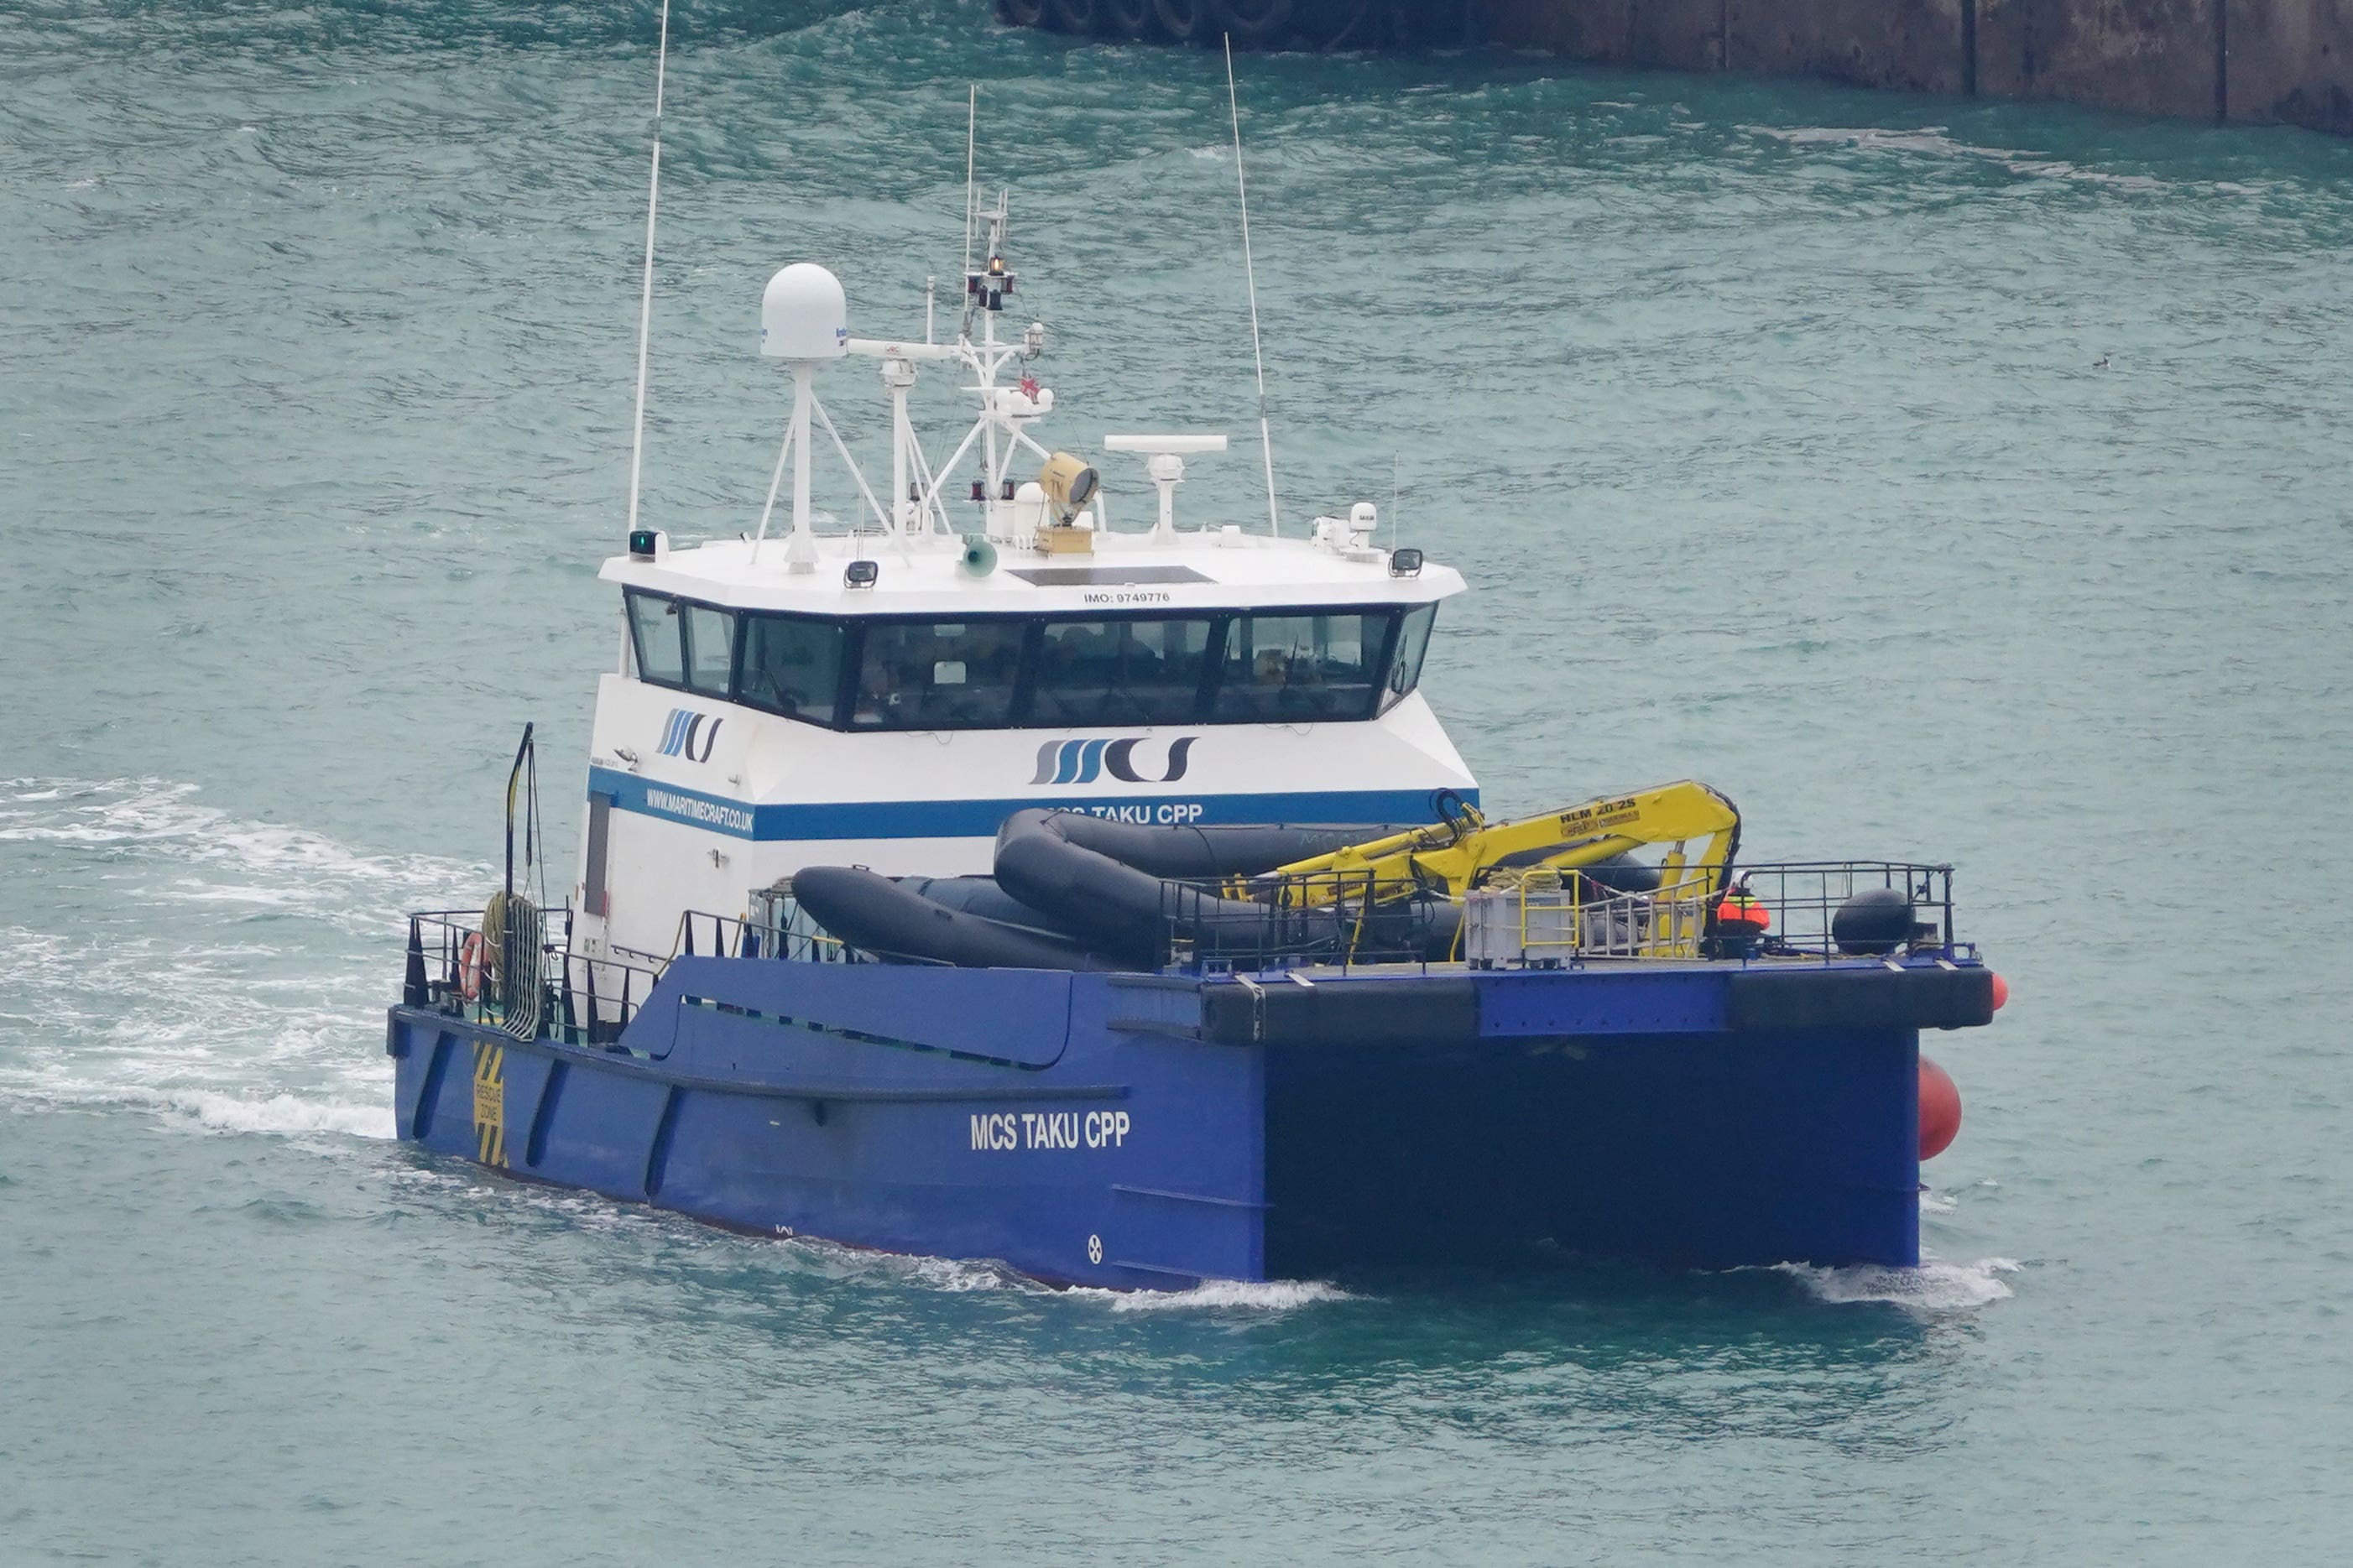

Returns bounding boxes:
[622,590,1439,732]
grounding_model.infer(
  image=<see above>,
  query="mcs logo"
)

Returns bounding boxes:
[1030,737,1195,786]
[660,709,722,763]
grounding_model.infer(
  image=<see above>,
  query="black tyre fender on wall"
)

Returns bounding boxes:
[1095,0,1155,36]
[1152,0,1213,43]
[1293,0,1380,49]
[997,0,1048,26]
[1046,0,1098,31]
[1215,0,1296,47]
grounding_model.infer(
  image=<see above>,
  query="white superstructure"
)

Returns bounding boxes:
[573,195,1476,966]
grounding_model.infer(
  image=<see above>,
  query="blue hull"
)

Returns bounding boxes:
[389,958,1987,1286]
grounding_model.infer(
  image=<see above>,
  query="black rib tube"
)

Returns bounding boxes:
[792,867,1123,972]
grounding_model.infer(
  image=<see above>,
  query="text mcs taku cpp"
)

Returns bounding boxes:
[970,1110,1133,1151]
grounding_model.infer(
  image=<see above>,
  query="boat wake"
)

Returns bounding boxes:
[123,1086,394,1140]
[1075,1278,1355,1314]
[1745,124,2194,195]
[1774,1254,2022,1312]
[785,1236,1351,1311]
[0,776,484,1142]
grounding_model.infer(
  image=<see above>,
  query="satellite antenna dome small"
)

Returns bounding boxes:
[760,263,849,361]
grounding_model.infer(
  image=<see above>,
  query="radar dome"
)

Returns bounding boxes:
[760,263,848,361]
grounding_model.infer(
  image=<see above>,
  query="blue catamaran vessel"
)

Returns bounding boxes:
[385,183,2001,1289]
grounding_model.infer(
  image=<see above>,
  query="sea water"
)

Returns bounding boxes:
[3,3,2350,1561]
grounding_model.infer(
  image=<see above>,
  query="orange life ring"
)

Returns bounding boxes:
[458,932,488,1001]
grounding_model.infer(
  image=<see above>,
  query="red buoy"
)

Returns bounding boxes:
[1990,972,2011,1012]
[1919,1055,1962,1161]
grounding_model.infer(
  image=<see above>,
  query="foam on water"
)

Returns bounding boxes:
[0,777,483,919]
[1775,1256,2022,1312]
[1084,1277,1356,1314]
[0,778,481,1143]
[1746,123,2199,192]
[759,1232,1347,1310]
[1761,1182,2016,1310]
[145,1086,397,1141]
[904,1253,1025,1294]
[885,1255,1354,1311]
[384,1177,1349,1310]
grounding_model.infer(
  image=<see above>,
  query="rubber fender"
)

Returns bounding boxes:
[1046,0,1098,31]
[1409,897,1463,961]
[1017,809,1411,879]
[1199,977,1480,1046]
[1579,855,1663,895]
[994,809,1349,961]
[1215,0,1295,47]
[1393,0,1479,45]
[1293,0,1382,49]
[792,865,1124,972]
[1726,966,1996,1031]
[1094,0,1152,33]
[1832,886,1913,956]
[897,875,1080,937]
[1152,0,1213,41]
[1919,1055,1962,1159]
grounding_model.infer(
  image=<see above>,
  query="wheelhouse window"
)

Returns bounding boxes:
[1028,617,1218,727]
[740,613,845,727]
[1212,612,1386,723]
[627,596,1439,731]
[626,591,686,688]
[1380,603,1436,713]
[851,619,1024,730]
[682,603,736,700]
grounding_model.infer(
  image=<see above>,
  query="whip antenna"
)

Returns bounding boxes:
[624,0,672,534]
[963,86,978,278]
[1224,36,1281,538]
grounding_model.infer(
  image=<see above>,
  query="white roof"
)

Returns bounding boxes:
[598,527,1465,616]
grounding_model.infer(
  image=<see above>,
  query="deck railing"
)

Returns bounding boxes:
[1150,860,1965,974]
[1462,861,1962,970]
[403,862,1970,1039]
[404,906,663,1045]
[402,891,858,1043]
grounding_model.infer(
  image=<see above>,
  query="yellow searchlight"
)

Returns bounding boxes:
[1038,451,1098,520]
[1036,451,1099,555]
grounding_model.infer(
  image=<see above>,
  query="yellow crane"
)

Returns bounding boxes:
[1244,780,1742,907]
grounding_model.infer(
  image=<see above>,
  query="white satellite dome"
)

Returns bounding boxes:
[759,263,848,361]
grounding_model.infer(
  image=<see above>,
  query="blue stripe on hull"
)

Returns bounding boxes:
[585,763,1474,841]
[388,959,1923,1284]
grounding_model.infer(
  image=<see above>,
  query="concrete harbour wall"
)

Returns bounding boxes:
[1474,0,2351,134]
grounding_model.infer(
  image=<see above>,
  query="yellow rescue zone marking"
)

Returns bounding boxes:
[472,1041,508,1168]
